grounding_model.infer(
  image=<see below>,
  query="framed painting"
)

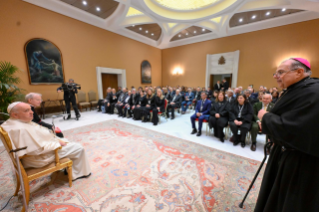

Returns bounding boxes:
[141,60,152,84]
[25,38,65,84]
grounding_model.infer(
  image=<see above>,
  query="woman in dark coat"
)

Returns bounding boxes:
[209,91,230,142]
[132,90,146,120]
[141,89,155,122]
[229,94,253,147]
[152,89,165,126]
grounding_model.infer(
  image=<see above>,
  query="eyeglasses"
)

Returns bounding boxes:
[273,70,289,77]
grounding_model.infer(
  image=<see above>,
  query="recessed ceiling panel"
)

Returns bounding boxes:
[126,24,162,41]
[153,0,220,11]
[170,26,212,42]
[229,9,304,27]
[60,0,119,19]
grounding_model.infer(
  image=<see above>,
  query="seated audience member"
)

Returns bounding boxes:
[190,92,212,136]
[181,88,194,114]
[211,90,218,102]
[250,93,274,151]
[272,91,279,103]
[163,87,171,100]
[2,102,91,181]
[226,90,235,105]
[127,88,139,118]
[108,88,118,114]
[193,87,202,106]
[201,87,206,92]
[238,86,243,94]
[132,90,146,120]
[115,88,128,117]
[97,87,112,112]
[268,88,273,94]
[141,89,155,122]
[257,91,264,102]
[221,79,229,91]
[214,81,222,91]
[166,89,182,119]
[229,94,253,147]
[121,90,131,118]
[116,86,122,98]
[172,87,176,96]
[26,93,63,138]
[233,88,240,98]
[244,89,257,106]
[207,87,213,99]
[209,92,230,142]
[251,85,264,99]
[152,89,165,126]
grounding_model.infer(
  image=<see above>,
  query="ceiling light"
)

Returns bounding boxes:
[239,18,243,22]
[266,12,270,16]
[151,33,154,36]
[186,33,189,35]
[178,34,181,37]
[96,7,100,11]
[194,31,197,33]
[202,28,206,31]
[82,1,87,5]
[139,27,142,30]
[282,8,286,11]
[145,30,148,33]
[252,15,256,19]
[132,25,135,27]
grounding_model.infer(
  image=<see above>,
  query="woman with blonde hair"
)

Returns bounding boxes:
[152,88,165,126]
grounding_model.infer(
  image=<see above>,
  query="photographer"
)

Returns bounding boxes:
[57,79,80,119]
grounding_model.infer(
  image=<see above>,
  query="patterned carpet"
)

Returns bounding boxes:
[0,120,265,211]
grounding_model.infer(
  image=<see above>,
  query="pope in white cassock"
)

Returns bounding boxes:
[2,102,91,181]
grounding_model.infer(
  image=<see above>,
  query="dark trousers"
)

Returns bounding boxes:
[209,117,228,139]
[123,106,132,117]
[65,96,79,116]
[133,106,144,120]
[152,108,163,125]
[190,114,209,132]
[108,103,116,114]
[97,99,106,111]
[166,104,179,118]
[251,122,269,144]
[229,121,248,142]
[116,104,124,116]
[141,106,152,121]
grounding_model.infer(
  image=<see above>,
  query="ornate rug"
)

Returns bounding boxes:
[0,119,265,211]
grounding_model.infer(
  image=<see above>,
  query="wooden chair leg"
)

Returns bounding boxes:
[21,177,30,212]
[68,165,73,187]
[14,173,20,196]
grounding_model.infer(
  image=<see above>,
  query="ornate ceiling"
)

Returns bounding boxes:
[23,0,319,49]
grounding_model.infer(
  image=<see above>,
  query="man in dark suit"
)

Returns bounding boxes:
[190,92,211,136]
[116,86,122,98]
[97,87,112,112]
[127,89,139,118]
[250,93,274,151]
[226,90,236,105]
[166,89,182,119]
[221,79,229,91]
[57,79,80,119]
[244,89,257,106]
[193,87,201,106]
[115,88,128,117]
[214,80,222,91]
[181,88,194,114]
[206,87,213,99]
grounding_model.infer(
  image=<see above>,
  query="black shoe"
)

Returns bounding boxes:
[241,142,246,148]
[72,173,91,182]
[97,109,101,112]
[219,137,224,143]
[233,140,240,146]
[153,123,157,126]
[171,117,175,120]
[250,143,256,151]
[191,129,197,134]
[196,131,202,136]
[66,115,71,120]
[166,115,170,118]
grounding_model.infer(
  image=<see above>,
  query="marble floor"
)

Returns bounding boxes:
[37,109,266,162]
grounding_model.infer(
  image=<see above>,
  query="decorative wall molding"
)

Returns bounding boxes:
[206,50,240,88]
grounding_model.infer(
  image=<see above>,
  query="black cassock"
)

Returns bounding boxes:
[255,77,319,212]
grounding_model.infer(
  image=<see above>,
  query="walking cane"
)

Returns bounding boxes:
[239,141,273,208]
[9,146,28,211]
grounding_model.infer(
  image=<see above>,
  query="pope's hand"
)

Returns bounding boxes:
[59,140,67,146]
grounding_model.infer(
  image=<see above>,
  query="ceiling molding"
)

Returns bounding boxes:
[22,0,319,49]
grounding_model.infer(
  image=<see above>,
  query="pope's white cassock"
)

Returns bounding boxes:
[2,118,91,180]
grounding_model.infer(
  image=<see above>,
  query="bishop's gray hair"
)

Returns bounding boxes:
[289,58,312,76]
[25,92,42,102]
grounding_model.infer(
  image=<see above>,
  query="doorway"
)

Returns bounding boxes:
[209,74,232,90]
[102,74,118,97]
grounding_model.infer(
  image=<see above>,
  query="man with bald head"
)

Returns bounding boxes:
[254,58,319,211]
[2,102,91,181]
[250,93,274,151]
[26,92,63,138]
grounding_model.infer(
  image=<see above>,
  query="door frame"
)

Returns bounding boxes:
[96,67,126,99]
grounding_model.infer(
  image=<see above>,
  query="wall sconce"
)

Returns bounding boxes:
[172,67,183,75]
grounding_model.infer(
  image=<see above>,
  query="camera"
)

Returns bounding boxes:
[61,82,81,92]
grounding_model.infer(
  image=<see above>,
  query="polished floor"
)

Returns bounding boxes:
[36,109,266,162]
